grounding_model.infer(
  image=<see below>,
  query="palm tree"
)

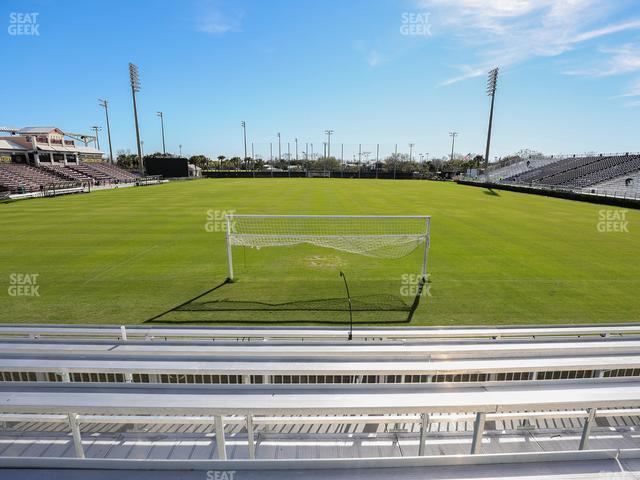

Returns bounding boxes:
[217,155,225,171]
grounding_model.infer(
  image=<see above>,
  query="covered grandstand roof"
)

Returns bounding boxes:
[17,127,63,135]
[0,139,28,151]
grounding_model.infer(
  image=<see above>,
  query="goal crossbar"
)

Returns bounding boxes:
[224,214,430,281]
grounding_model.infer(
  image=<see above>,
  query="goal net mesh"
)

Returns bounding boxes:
[227,215,428,259]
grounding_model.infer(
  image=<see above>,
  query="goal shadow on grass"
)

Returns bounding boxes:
[145,278,426,325]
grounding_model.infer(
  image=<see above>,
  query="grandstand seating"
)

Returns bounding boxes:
[88,161,139,181]
[485,156,559,181]
[506,153,640,190]
[0,325,639,474]
[0,162,140,194]
[591,170,640,194]
[42,164,95,184]
[0,163,67,193]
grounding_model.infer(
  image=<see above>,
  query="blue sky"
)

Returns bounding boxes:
[2,0,640,160]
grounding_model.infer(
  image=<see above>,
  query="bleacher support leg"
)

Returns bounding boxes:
[215,415,227,460]
[68,413,85,459]
[579,408,597,450]
[419,413,430,456]
[246,415,256,460]
[471,412,486,454]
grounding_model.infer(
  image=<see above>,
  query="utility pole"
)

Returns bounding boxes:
[394,144,398,180]
[277,132,281,161]
[449,132,458,161]
[485,67,499,173]
[98,99,114,163]
[129,62,144,174]
[325,129,334,157]
[241,121,248,161]
[90,126,101,150]
[295,138,298,161]
[156,111,166,155]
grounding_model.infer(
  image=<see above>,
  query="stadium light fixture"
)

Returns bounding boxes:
[129,62,144,174]
[484,67,499,172]
[90,126,102,150]
[325,130,334,158]
[241,121,248,161]
[98,99,114,164]
[156,112,166,155]
[277,132,281,161]
[449,132,458,161]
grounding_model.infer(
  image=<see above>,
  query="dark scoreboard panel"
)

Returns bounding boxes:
[144,157,188,178]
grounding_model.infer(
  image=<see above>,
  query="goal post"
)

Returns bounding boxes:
[224,214,430,282]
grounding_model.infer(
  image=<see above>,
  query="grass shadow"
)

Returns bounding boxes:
[145,278,427,325]
[484,188,500,196]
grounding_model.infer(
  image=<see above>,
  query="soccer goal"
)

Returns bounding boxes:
[224,214,430,281]
[307,170,331,178]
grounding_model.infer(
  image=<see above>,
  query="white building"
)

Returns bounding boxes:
[0,127,103,166]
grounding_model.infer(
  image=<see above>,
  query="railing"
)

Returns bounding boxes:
[1,324,640,341]
[1,351,640,385]
[462,178,640,201]
[0,380,638,459]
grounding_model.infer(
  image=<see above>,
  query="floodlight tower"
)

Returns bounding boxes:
[129,62,144,174]
[98,99,114,163]
[409,143,415,162]
[90,126,102,150]
[277,132,281,161]
[241,121,248,160]
[156,111,166,155]
[449,132,458,161]
[484,67,499,172]
[325,129,334,157]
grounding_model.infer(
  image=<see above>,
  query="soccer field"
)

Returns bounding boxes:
[1,179,638,326]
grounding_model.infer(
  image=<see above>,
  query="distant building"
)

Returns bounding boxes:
[0,127,103,166]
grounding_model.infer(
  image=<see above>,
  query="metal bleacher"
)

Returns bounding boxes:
[0,324,639,478]
[506,153,640,190]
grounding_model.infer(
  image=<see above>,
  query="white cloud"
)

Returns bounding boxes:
[196,2,241,35]
[353,41,386,68]
[418,0,640,86]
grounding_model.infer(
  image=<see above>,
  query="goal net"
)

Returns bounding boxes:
[307,171,331,178]
[224,214,430,280]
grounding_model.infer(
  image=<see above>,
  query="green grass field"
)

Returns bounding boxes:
[1,179,638,326]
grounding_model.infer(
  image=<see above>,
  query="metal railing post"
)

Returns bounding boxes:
[419,413,430,456]
[579,408,597,450]
[68,413,85,458]
[246,414,256,459]
[215,415,227,460]
[471,412,486,454]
